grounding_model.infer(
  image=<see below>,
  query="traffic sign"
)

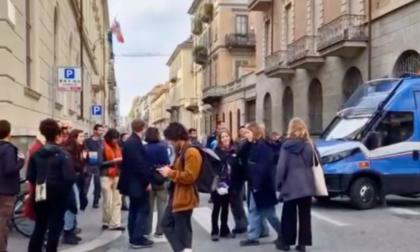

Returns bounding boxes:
[57,66,82,91]
[91,105,102,117]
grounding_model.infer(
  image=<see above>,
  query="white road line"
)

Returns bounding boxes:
[150,211,168,243]
[310,210,350,227]
[192,207,213,234]
[388,207,420,215]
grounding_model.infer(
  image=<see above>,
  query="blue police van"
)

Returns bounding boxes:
[317,75,420,210]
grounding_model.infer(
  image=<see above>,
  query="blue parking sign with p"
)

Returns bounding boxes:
[91,105,102,116]
[64,68,75,79]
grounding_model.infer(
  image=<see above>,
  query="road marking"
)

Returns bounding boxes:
[310,210,350,227]
[150,211,168,243]
[192,207,213,234]
[388,207,420,215]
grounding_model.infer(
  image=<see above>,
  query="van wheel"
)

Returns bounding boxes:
[314,196,331,203]
[349,177,378,210]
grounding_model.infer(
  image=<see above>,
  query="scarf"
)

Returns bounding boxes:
[103,141,122,178]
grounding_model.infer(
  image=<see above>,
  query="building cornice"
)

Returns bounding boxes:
[166,40,193,66]
[187,0,204,15]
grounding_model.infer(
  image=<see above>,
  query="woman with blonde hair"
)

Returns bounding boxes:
[238,122,282,248]
[276,118,318,252]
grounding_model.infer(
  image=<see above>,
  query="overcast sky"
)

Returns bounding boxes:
[108,0,191,116]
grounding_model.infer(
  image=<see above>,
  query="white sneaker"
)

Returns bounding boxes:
[183,249,193,252]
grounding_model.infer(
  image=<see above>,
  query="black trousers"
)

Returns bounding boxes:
[28,187,69,252]
[229,186,247,230]
[161,198,193,252]
[211,192,230,235]
[280,196,312,246]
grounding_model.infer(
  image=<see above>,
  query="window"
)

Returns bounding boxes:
[213,21,218,41]
[222,113,225,122]
[25,0,32,87]
[264,20,271,57]
[285,4,292,45]
[235,15,248,34]
[237,109,241,133]
[366,112,414,150]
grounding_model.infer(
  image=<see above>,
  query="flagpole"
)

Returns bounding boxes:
[79,0,84,119]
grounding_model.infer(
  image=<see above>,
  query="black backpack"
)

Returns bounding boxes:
[180,145,220,194]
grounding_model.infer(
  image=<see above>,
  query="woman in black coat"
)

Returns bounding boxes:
[238,122,282,248]
[211,129,237,241]
[119,133,129,211]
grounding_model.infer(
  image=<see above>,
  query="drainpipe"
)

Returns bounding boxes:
[367,0,372,80]
[270,5,274,52]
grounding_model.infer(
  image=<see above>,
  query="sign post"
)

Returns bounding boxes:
[91,105,103,118]
[57,67,82,91]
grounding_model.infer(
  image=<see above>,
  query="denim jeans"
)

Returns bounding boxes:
[64,184,79,231]
[128,196,150,244]
[85,167,101,202]
[247,193,281,240]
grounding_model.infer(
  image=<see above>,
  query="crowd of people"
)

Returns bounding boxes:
[0,116,323,252]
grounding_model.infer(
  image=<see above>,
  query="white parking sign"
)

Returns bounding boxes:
[57,67,82,91]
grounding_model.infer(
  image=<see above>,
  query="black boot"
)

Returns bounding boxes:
[295,245,306,252]
[62,231,81,245]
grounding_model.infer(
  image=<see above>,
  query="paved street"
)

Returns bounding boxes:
[8,187,105,251]
[105,194,420,252]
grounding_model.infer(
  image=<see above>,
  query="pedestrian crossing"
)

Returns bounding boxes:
[146,202,420,244]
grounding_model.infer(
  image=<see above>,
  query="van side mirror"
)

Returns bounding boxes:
[366,131,384,150]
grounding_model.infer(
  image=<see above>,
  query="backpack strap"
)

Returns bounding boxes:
[179,144,194,171]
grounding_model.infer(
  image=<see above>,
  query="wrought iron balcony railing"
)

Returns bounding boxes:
[317,14,367,51]
[287,36,318,63]
[225,32,256,47]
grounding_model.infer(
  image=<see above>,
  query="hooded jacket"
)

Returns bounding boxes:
[276,138,318,202]
[0,141,24,195]
[26,143,76,190]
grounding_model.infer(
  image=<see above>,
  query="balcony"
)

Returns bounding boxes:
[191,17,203,36]
[200,3,213,23]
[169,72,177,83]
[202,86,224,105]
[248,0,272,11]
[193,46,208,65]
[166,104,173,113]
[317,14,367,58]
[264,50,295,78]
[225,33,256,51]
[185,98,199,113]
[287,36,324,70]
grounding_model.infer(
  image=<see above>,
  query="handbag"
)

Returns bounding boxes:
[308,141,328,196]
[211,163,230,193]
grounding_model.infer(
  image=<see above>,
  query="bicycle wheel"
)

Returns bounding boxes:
[11,192,35,238]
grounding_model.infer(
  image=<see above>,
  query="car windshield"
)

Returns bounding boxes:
[343,78,400,111]
[324,116,370,140]
[322,78,401,141]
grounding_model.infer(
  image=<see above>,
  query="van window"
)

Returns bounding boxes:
[373,112,414,148]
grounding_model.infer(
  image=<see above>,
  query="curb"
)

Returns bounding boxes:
[60,230,123,252]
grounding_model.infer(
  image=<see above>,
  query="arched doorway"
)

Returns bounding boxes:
[342,67,363,105]
[229,111,233,133]
[308,79,323,135]
[393,50,420,77]
[263,93,272,133]
[282,87,294,133]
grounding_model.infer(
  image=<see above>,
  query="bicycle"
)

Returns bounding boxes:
[11,178,35,238]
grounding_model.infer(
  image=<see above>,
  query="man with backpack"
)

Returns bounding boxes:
[157,122,203,252]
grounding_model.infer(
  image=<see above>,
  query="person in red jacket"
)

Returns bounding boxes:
[24,131,45,220]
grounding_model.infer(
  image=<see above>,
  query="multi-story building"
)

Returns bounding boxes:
[166,37,201,131]
[250,0,420,134]
[188,0,256,137]
[150,83,170,132]
[0,0,112,151]
[128,96,143,119]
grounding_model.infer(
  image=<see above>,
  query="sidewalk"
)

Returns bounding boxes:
[8,190,124,252]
